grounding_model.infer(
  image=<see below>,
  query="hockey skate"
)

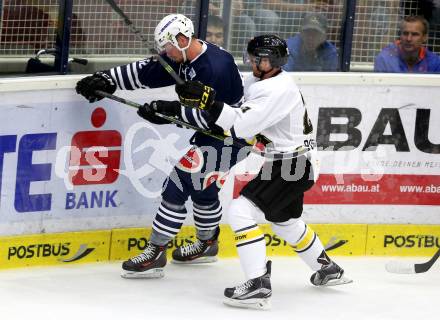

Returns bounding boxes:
[172,227,219,264]
[310,260,353,286]
[121,242,167,279]
[223,261,272,310]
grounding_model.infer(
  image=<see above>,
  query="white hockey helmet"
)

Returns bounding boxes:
[154,14,194,52]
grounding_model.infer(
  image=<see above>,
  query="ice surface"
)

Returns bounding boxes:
[0,257,437,320]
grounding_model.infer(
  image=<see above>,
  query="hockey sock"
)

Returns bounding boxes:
[228,196,267,279]
[149,229,172,246]
[193,200,222,240]
[235,224,267,279]
[151,200,187,243]
[271,219,325,271]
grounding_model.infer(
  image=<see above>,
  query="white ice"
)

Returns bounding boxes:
[0,257,437,320]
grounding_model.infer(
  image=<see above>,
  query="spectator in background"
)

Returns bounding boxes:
[207,1,280,54]
[263,0,338,36]
[243,1,280,34]
[206,15,225,47]
[374,15,440,73]
[1,2,51,53]
[283,12,338,71]
[209,0,256,54]
[400,0,440,53]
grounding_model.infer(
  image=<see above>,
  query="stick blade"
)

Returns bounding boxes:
[385,260,416,274]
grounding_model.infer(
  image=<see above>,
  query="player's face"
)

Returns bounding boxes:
[301,29,326,51]
[251,56,272,77]
[163,43,184,63]
[400,21,427,53]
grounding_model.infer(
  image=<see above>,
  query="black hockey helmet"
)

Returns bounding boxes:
[246,34,289,67]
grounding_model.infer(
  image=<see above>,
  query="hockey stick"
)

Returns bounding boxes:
[103,0,184,85]
[95,90,310,160]
[323,236,348,251]
[95,90,247,146]
[385,247,440,274]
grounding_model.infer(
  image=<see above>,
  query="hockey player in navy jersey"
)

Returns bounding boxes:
[162,35,352,309]
[75,14,245,278]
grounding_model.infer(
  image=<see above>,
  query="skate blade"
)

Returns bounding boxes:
[223,297,271,310]
[321,276,353,287]
[171,256,218,264]
[120,268,164,279]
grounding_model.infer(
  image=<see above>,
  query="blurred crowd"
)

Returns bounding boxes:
[1,0,440,73]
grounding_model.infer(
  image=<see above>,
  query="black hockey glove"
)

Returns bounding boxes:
[175,80,216,110]
[137,100,181,125]
[75,71,117,103]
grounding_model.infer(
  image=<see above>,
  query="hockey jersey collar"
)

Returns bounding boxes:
[188,40,208,64]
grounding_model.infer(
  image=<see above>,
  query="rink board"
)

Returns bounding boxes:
[366,224,440,256]
[1,73,440,237]
[1,73,439,269]
[1,224,439,269]
[0,230,111,269]
[109,224,366,261]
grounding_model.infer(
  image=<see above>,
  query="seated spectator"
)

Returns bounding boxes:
[283,12,338,71]
[263,0,338,36]
[243,1,280,34]
[209,0,257,54]
[206,15,225,47]
[374,15,440,73]
[1,3,51,53]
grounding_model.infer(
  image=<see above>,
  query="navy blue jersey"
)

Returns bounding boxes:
[107,41,243,103]
[106,40,244,146]
[104,41,246,243]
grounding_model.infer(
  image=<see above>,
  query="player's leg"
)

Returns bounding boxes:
[223,157,306,310]
[264,157,351,286]
[172,186,222,264]
[121,167,191,279]
[223,196,272,310]
[271,218,351,286]
[171,141,245,263]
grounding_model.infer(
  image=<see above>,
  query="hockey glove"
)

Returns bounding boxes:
[137,100,181,125]
[75,71,117,103]
[175,80,216,110]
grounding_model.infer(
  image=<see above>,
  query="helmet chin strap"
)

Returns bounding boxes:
[181,50,188,63]
[177,37,192,62]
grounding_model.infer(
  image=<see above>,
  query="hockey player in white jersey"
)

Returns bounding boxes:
[170,34,352,310]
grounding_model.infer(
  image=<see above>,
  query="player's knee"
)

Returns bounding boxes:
[227,196,256,230]
[271,218,305,241]
[161,175,191,205]
[192,198,220,210]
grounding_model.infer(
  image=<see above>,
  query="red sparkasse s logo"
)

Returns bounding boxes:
[68,107,122,185]
[176,147,204,173]
[203,171,227,190]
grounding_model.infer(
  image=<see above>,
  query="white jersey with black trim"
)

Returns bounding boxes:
[216,70,314,153]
